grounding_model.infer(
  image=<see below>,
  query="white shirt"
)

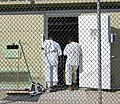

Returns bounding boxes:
[42,39,62,65]
[63,42,81,65]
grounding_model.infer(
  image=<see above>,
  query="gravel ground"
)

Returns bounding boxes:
[0,89,120,104]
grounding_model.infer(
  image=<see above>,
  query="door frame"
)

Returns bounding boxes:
[44,12,81,40]
[44,13,81,86]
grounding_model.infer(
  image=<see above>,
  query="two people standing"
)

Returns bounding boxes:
[42,36,81,92]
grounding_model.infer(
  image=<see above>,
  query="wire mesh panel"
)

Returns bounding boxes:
[0,0,120,104]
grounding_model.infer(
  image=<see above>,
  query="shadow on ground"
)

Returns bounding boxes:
[3,93,41,103]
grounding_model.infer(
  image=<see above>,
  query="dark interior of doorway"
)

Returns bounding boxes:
[48,17,79,89]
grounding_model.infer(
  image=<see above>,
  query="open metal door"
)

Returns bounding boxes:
[79,14,111,89]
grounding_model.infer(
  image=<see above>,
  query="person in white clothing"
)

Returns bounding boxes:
[63,39,82,91]
[42,36,62,92]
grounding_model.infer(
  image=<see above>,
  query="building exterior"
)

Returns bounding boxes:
[0,0,120,90]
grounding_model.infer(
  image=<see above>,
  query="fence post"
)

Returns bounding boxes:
[97,0,102,104]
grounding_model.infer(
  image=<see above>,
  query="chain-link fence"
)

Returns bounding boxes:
[0,0,120,104]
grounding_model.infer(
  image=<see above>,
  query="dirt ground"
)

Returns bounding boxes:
[0,89,120,104]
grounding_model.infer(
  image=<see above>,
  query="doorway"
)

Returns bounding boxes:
[48,16,79,88]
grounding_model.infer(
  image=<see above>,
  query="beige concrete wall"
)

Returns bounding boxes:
[0,0,119,5]
[0,14,45,87]
[35,0,119,4]
[0,1,31,5]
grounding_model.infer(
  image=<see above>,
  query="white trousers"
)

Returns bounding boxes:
[65,64,78,85]
[45,63,58,88]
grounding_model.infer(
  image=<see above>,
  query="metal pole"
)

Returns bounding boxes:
[97,0,102,104]
[19,40,33,83]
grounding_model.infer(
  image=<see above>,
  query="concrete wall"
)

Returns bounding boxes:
[35,0,119,4]
[0,14,45,87]
[0,0,119,5]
